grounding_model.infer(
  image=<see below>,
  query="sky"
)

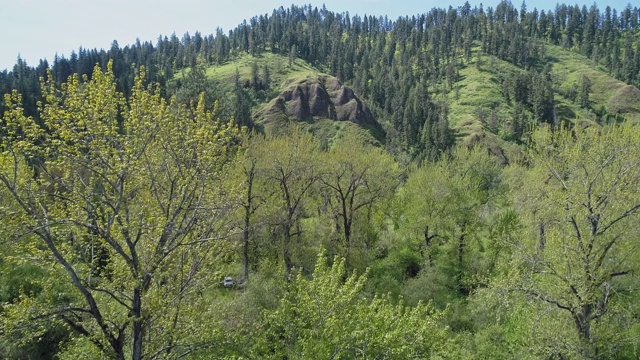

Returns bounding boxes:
[0,0,634,72]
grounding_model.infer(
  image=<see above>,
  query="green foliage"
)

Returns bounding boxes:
[0,62,240,359]
[250,250,451,359]
[578,74,592,108]
[502,124,640,358]
[4,3,640,359]
[320,128,400,267]
[400,146,505,299]
[0,261,73,359]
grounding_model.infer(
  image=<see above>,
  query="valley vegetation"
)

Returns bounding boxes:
[2,1,640,359]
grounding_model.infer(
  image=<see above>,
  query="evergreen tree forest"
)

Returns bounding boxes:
[2,1,640,359]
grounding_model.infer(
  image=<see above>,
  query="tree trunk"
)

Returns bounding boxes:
[132,287,143,360]
[343,216,352,266]
[114,347,125,360]
[243,212,250,281]
[575,304,596,359]
[458,233,465,267]
[424,226,434,267]
[243,164,255,281]
[457,226,469,296]
[113,328,126,360]
[283,224,293,277]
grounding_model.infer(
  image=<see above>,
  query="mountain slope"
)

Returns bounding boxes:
[438,42,640,163]
[5,2,640,161]
[169,44,640,161]
[170,53,386,146]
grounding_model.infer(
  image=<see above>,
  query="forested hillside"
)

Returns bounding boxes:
[3,1,640,157]
[2,1,640,359]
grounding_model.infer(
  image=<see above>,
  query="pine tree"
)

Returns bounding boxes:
[578,74,592,108]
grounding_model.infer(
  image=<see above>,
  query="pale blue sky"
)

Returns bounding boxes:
[0,0,633,71]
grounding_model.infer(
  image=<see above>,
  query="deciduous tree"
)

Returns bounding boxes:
[0,62,239,359]
[320,129,400,264]
[257,128,321,276]
[251,250,451,358]
[510,124,640,357]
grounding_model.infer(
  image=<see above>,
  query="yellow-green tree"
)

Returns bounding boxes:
[256,128,321,276]
[320,129,400,265]
[234,132,273,281]
[508,124,640,358]
[250,250,451,359]
[0,62,239,359]
[400,146,504,299]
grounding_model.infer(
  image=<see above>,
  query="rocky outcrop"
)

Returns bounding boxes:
[257,75,382,132]
[608,85,640,115]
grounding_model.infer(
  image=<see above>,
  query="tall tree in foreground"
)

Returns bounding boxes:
[509,124,640,358]
[0,62,240,359]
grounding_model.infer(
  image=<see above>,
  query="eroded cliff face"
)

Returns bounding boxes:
[257,75,382,132]
[608,85,640,115]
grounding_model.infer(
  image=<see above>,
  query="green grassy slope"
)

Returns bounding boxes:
[441,43,640,162]
[547,45,640,122]
[205,53,318,94]
[171,53,318,106]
